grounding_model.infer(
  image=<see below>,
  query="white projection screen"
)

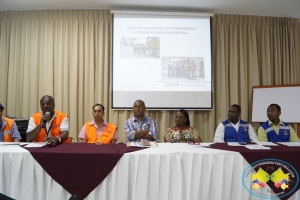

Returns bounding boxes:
[112,10,213,110]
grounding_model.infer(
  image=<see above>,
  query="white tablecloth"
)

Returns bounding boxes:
[1,143,299,200]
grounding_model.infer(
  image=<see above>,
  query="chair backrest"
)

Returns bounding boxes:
[0,193,15,200]
[69,136,77,143]
[68,194,78,200]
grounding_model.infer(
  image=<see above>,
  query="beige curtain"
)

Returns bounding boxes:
[213,14,300,134]
[0,10,112,140]
[0,11,299,142]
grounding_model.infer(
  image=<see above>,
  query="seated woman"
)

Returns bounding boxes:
[164,109,202,143]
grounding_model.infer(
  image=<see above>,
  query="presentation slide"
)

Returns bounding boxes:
[112,12,212,109]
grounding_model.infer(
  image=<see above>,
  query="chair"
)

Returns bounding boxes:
[69,136,77,143]
[68,194,78,200]
[0,193,15,200]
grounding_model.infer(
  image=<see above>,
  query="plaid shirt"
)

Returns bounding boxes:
[124,115,158,142]
[0,118,22,142]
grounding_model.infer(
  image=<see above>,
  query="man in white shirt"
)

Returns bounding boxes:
[214,104,259,143]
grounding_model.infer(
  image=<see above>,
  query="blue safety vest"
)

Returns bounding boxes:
[223,119,251,142]
[260,121,290,142]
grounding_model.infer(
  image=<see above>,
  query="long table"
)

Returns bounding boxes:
[1,143,300,200]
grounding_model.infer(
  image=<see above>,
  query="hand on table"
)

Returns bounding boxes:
[45,136,61,146]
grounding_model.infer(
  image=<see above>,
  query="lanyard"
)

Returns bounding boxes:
[45,121,53,137]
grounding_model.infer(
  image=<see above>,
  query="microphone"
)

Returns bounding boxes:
[42,111,50,128]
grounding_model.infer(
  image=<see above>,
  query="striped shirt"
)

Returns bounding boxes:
[124,115,158,142]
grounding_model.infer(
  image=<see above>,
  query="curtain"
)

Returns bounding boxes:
[213,14,300,134]
[0,10,111,139]
[0,11,299,142]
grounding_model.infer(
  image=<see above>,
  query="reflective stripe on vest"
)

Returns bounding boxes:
[4,130,11,135]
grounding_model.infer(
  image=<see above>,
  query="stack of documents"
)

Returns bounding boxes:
[227,142,271,150]
[277,142,300,147]
[255,142,278,146]
[244,145,271,150]
[127,141,158,148]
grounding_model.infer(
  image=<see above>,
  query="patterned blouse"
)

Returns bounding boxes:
[164,126,199,143]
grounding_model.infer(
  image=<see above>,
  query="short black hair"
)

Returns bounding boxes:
[92,103,105,112]
[40,95,55,104]
[177,109,190,126]
[231,104,241,113]
[134,100,145,107]
[269,103,281,112]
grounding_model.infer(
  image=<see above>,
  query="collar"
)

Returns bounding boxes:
[90,120,108,127]
[268,120,284,126]
[133,115,146,122]
[171,126,190,131]
[49,112,56,123]
[229,119,240,126]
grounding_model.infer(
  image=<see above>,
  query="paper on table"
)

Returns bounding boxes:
[0,142,28,146]
[227,142,245,146]
[187,142,212,147]
[128,142,158,148]
[197,143,213,147]
[277,142,300,147]
[255,142,278,146]
[24,142,47,147]
[245,145,271,150]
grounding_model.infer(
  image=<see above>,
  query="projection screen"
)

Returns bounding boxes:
[112,10,213,110]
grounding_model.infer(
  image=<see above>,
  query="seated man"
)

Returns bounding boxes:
[214,104,259,142]
[26,95,70,145]
[79,103,118,144]
[0,103,21,142]
[124,100,158,142]
[257,104,299,142]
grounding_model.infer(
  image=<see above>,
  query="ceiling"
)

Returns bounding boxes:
[0,0,300,19]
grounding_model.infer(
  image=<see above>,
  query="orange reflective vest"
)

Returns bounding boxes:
[85,122,116,144]
[32,111,70,143]
[2,117,14,142]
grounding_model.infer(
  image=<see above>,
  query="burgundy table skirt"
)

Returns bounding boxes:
[210,143,300,200]
[24,143,143,200]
